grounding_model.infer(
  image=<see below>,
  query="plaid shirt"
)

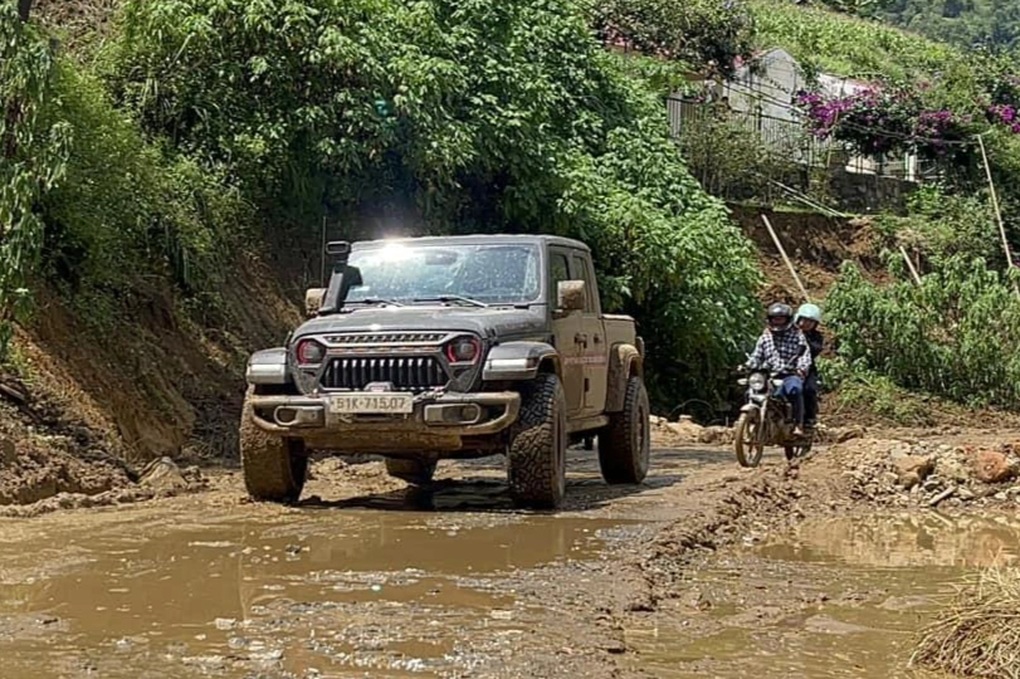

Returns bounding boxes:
[749,327,812,374]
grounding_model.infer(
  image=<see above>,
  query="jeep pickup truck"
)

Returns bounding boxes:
[240,234,649,509]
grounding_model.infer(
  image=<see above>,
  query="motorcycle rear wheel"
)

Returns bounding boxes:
[734,412,765,468]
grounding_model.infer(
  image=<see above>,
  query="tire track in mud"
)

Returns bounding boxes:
[485,450,818,677]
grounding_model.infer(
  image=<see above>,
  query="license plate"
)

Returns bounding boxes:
[329,393,414,414]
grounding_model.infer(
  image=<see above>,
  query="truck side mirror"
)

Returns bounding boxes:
[557,280,586,313]
[305,288,326,316]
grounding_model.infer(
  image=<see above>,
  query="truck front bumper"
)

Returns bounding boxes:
[247,390,521,453]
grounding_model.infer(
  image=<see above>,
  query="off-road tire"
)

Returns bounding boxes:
[507,373,567,509]
[385,458,438,485]
[239,392,308,502]
[734,411,765,468]
[598,376,651,484]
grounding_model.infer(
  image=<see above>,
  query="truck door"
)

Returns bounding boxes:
[570,252,609,417]
[549,248,585,417]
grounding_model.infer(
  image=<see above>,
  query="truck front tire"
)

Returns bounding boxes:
[239,391,308,502]
[507,373,567,509]
[598,376,650,484]
[385,458,438,485]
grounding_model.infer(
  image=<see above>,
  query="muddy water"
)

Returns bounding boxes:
[0,506,625,678]
[628,512,1020,678]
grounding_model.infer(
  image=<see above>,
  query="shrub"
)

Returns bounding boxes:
[826,257,1020,409]
[874,185,998,266]
[912,567,1020,679]
[0,6,71,357]
[39,63,249,297]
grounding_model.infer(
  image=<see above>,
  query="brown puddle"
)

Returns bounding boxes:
[0,507,624,678]
[627,512,1020,678]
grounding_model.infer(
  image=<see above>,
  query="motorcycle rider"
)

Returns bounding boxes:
[748,302,812,436]
[796,303,824,430]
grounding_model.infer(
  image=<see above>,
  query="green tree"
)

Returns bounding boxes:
[108,0,764,404]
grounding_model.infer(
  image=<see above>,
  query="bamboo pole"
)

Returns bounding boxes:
[899,245,922,285]
[761,214,810,302]
[977,133,1020,298]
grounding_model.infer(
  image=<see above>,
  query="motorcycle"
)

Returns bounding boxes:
[733,360,813,467]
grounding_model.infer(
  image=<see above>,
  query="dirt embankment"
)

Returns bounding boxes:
[0,243,310,510]
[728,204,888,304]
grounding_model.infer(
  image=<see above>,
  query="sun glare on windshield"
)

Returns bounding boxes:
[344,243,541,307]
[376,240,415,263]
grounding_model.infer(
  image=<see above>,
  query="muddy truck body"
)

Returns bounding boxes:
[240,234,649,509]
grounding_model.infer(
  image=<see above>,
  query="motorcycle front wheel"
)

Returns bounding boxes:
[734,411,765,468]
[784,444,811,461]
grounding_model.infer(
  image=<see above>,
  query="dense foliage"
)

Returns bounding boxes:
[94,0,761,404]
[878,0,1020,52]
[0,7,70,355]
[590,0,755,79]
[0,4,258,355]
[826,257,1020,409]
[42,64,248,301]
[877,185,998,265]
[815,0,1020,52]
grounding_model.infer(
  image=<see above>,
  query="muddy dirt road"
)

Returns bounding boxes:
[2,436,1020,678]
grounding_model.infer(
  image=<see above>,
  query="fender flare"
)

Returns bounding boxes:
[482,341,561,381]
[246,347,290,385]
[606,343,644,413]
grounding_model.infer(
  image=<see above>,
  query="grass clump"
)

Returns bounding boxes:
[912,567,1020,679]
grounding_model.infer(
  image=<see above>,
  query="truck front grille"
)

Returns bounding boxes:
[320,357,448,392]
[324,332,447,345]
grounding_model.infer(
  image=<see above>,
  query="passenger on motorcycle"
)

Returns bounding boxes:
[748,302,812,436]
[795,303,824,430]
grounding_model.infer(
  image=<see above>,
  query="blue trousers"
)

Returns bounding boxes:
[775,375,805,426]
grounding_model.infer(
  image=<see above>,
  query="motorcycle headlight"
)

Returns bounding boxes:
[748,372,767,392]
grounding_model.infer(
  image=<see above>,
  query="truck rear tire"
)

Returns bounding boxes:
[239,392,308,503]
[385,458,438,485]
[598,376,650,484]
[507,373,567,509]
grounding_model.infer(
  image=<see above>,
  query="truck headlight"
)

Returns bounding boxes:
[445,336,481,364]
[295,338,325,365]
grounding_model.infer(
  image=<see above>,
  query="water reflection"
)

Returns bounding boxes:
[760,513,1020,569]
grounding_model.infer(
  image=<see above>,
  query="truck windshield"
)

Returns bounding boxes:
[342,242,542,306]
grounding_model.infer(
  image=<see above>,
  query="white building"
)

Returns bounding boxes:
[667,47,919,180]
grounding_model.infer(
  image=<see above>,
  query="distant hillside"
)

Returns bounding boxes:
[810,0,1019,53]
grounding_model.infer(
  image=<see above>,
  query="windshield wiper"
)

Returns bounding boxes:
[344,298,405,307]
[412,295,489,308]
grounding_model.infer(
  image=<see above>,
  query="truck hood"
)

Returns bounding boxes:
[292,305,548,340]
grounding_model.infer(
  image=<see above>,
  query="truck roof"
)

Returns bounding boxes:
[350,233,591,253]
